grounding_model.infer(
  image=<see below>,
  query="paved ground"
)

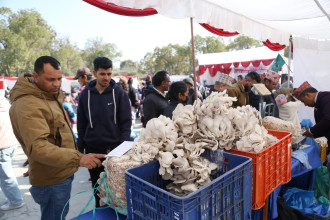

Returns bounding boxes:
[0,119,142,220]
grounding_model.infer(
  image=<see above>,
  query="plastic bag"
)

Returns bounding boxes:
[282,187,330,217]
[291,150,312,169]
[283,187,314,210]
[318,196,330,206]
[313,166,329,201]
[300,119,313,128]
[130,129,138,140]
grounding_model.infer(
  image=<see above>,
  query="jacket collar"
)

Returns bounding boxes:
[237,81,245,93]
[153,87,166,98]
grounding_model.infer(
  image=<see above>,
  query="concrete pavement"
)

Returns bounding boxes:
[0,119,142,220]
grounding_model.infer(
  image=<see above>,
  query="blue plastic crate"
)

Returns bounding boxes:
[125,150,252,220]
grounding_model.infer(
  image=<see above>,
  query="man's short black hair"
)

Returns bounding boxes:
[34,56,61,75]
[246,71,261,83]
[93,57,112,71]
[299,87,318,97]
[238,75,243,80]
[152,70,169,87]
[128,78,133,85]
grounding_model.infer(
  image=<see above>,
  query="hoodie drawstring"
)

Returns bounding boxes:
[88,88,117,127]
[88,90,93,128]
[113,88,117,125]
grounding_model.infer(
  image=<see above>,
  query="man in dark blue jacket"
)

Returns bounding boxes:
[294,81,330,149]
[77,57,131,207]
[143,70,170,127]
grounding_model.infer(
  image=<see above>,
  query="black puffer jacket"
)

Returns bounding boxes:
[128,84,137,108]
[249,91,260,111]
[142,87,168,127]
[163,100,181,119]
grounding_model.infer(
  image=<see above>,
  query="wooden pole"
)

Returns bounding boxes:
[263,197,269,220]
[287,35,292,88]
[190,17,197,101]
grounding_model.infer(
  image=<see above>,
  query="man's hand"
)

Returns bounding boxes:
[79,154,106,169]
[22,160,29,167]
[23,170,29,177]
[22,160,29,177]
[303,129,313,137]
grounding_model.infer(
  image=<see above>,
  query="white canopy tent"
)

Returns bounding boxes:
[106,0,330,48]
[99,0,330,122]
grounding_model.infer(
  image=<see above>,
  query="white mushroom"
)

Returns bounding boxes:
[181,183,198,192]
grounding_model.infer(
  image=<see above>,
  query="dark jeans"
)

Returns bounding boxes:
[29,175,74,220]
[86,146,112,207]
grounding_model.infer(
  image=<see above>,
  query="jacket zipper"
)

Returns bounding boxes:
[54,127,61,147]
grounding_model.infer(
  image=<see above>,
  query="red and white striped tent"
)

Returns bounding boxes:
[198,47,283,85]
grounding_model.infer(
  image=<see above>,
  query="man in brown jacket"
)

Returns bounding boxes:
[9,56,105,220]
[227,75,252,107]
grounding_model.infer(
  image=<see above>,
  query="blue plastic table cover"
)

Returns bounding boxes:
[252,137,323,220]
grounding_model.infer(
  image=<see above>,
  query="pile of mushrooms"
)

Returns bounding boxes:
[131,115,178,163]
[172,104,197,136]
[193,92,274,152]
[194,91,237,150]
[157,136,218,196]
[130,91,276,196]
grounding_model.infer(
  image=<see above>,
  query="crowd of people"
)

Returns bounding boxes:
[139,70,294,127]
[0,55,329,220]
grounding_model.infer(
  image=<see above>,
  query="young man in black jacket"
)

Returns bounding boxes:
[263,70,280,117]
[247,71,261,110]
[128,78,139,126]
[77,57,132,207]
[143,70,170,127]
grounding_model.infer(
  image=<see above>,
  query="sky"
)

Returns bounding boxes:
[1,0,232,67]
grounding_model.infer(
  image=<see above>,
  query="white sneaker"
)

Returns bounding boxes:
[2,198,8,204]
[0,202,24,211]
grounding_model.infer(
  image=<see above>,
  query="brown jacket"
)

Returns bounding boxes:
[227,81,249,108]
[9,73,83,186]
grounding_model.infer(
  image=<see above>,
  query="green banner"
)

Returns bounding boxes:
[270,54,285,72]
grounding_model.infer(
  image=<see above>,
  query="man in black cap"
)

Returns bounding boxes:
[74,67,93,89]
[184,78,203,105]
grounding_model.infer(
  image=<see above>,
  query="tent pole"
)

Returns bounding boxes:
[190,17,197,100]
[287,35,292,88]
